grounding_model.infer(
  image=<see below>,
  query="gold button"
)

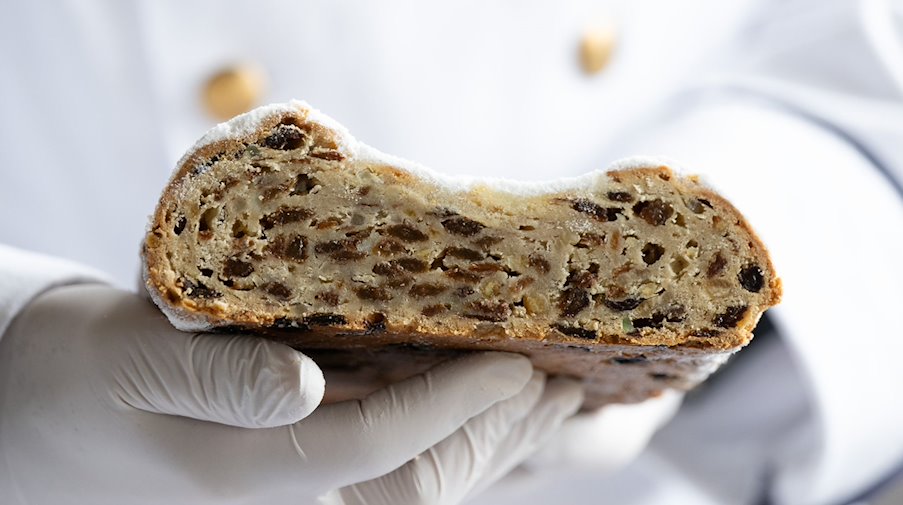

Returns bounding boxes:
[202,65,266,121]
[579,24,616,75]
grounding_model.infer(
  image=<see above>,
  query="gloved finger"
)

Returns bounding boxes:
[465,376,584,500]
[291,351,534,489]
[332,371,547,505]
[525,388,683,474]
[112,323,324,428]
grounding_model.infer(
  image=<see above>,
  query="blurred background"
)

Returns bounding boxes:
[2,1,903,504]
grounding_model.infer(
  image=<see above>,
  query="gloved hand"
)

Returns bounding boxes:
[322,375,583,505]
[525,388,683,473]
[468,388,684,504]
[0,284,581,505]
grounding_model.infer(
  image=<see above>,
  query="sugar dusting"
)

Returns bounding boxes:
[175,100,686,197]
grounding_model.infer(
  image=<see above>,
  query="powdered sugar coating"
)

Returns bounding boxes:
[177,100,689,197]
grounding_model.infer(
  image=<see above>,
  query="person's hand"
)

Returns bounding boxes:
[525,389,683,473]
[0,285,575,505]
[468,388,683,504]
[322,374,583,505]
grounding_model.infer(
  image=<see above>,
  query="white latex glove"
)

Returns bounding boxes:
[469,389,684,504]
[0,285,546,505]
[525,389,684,473]
[325,375,584,505]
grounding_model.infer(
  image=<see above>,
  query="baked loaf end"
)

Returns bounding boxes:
[143,100,781,408]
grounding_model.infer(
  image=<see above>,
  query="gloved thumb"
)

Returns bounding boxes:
[109,302,324,428]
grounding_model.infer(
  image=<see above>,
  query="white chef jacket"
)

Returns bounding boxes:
[2,1,902,504]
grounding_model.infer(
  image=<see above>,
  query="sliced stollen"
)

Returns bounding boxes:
[142,100,781,408]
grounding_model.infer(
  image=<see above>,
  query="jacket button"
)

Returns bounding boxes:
[202,65,265,121]
[579,25,616,75]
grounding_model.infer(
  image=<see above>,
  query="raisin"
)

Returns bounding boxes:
[260,207,314,230]
[385,224,428,242]
[268,235,308,262]
[575,233,606,248]
[663,305,687,322]
[604,207,622,220]
[607,191,634,202]
[355,286,392,301]
[182,279,222,299]
[603,298,643,311]
[437,207,466,218]
[316,291,340,306]
[374,258,427,277]
[332,250,367,262]
[365,313,387,333]
[265,282,292,300]
[199,268,213,277]
[558,287,590,317]
[310,150,344,161]
[291,173,319,195]
[260,183,291,202]
[373,261,404,277]
[442,216,485,236]
[512,276,535,291]
[570,198,622,222]
[454,286,475,297]
[468,262,505,273]
[632,199,674,226]
[222,257,254,278]
[642,243,665,265]
[528,254,551,273]
[345,227,373,239]
[464,300,511,322]
[304,313,347,326]
[692,329,722,337]
[706,252,727,278]
[650,373,676,381]
[262,124,305,150]
[552,324,597,340]
[395,257,429,272]
[314,239,360,260]
[421,304,448,317]
[173,216,187,235]
[444,247,484,261]
[409,283,448,297]
[445,267,481,283]
[383,275,414,289]
[738,265,765,292]
[613,356,647,364]
[632,314,665,329]
[473,235,503,250]
[373,239,407,256]
[713,305,748,328]
[685,198,706,214]
[315,216,344,230]
[565,270,596,289]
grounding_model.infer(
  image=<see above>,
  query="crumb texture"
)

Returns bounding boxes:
[144,103,781,407]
